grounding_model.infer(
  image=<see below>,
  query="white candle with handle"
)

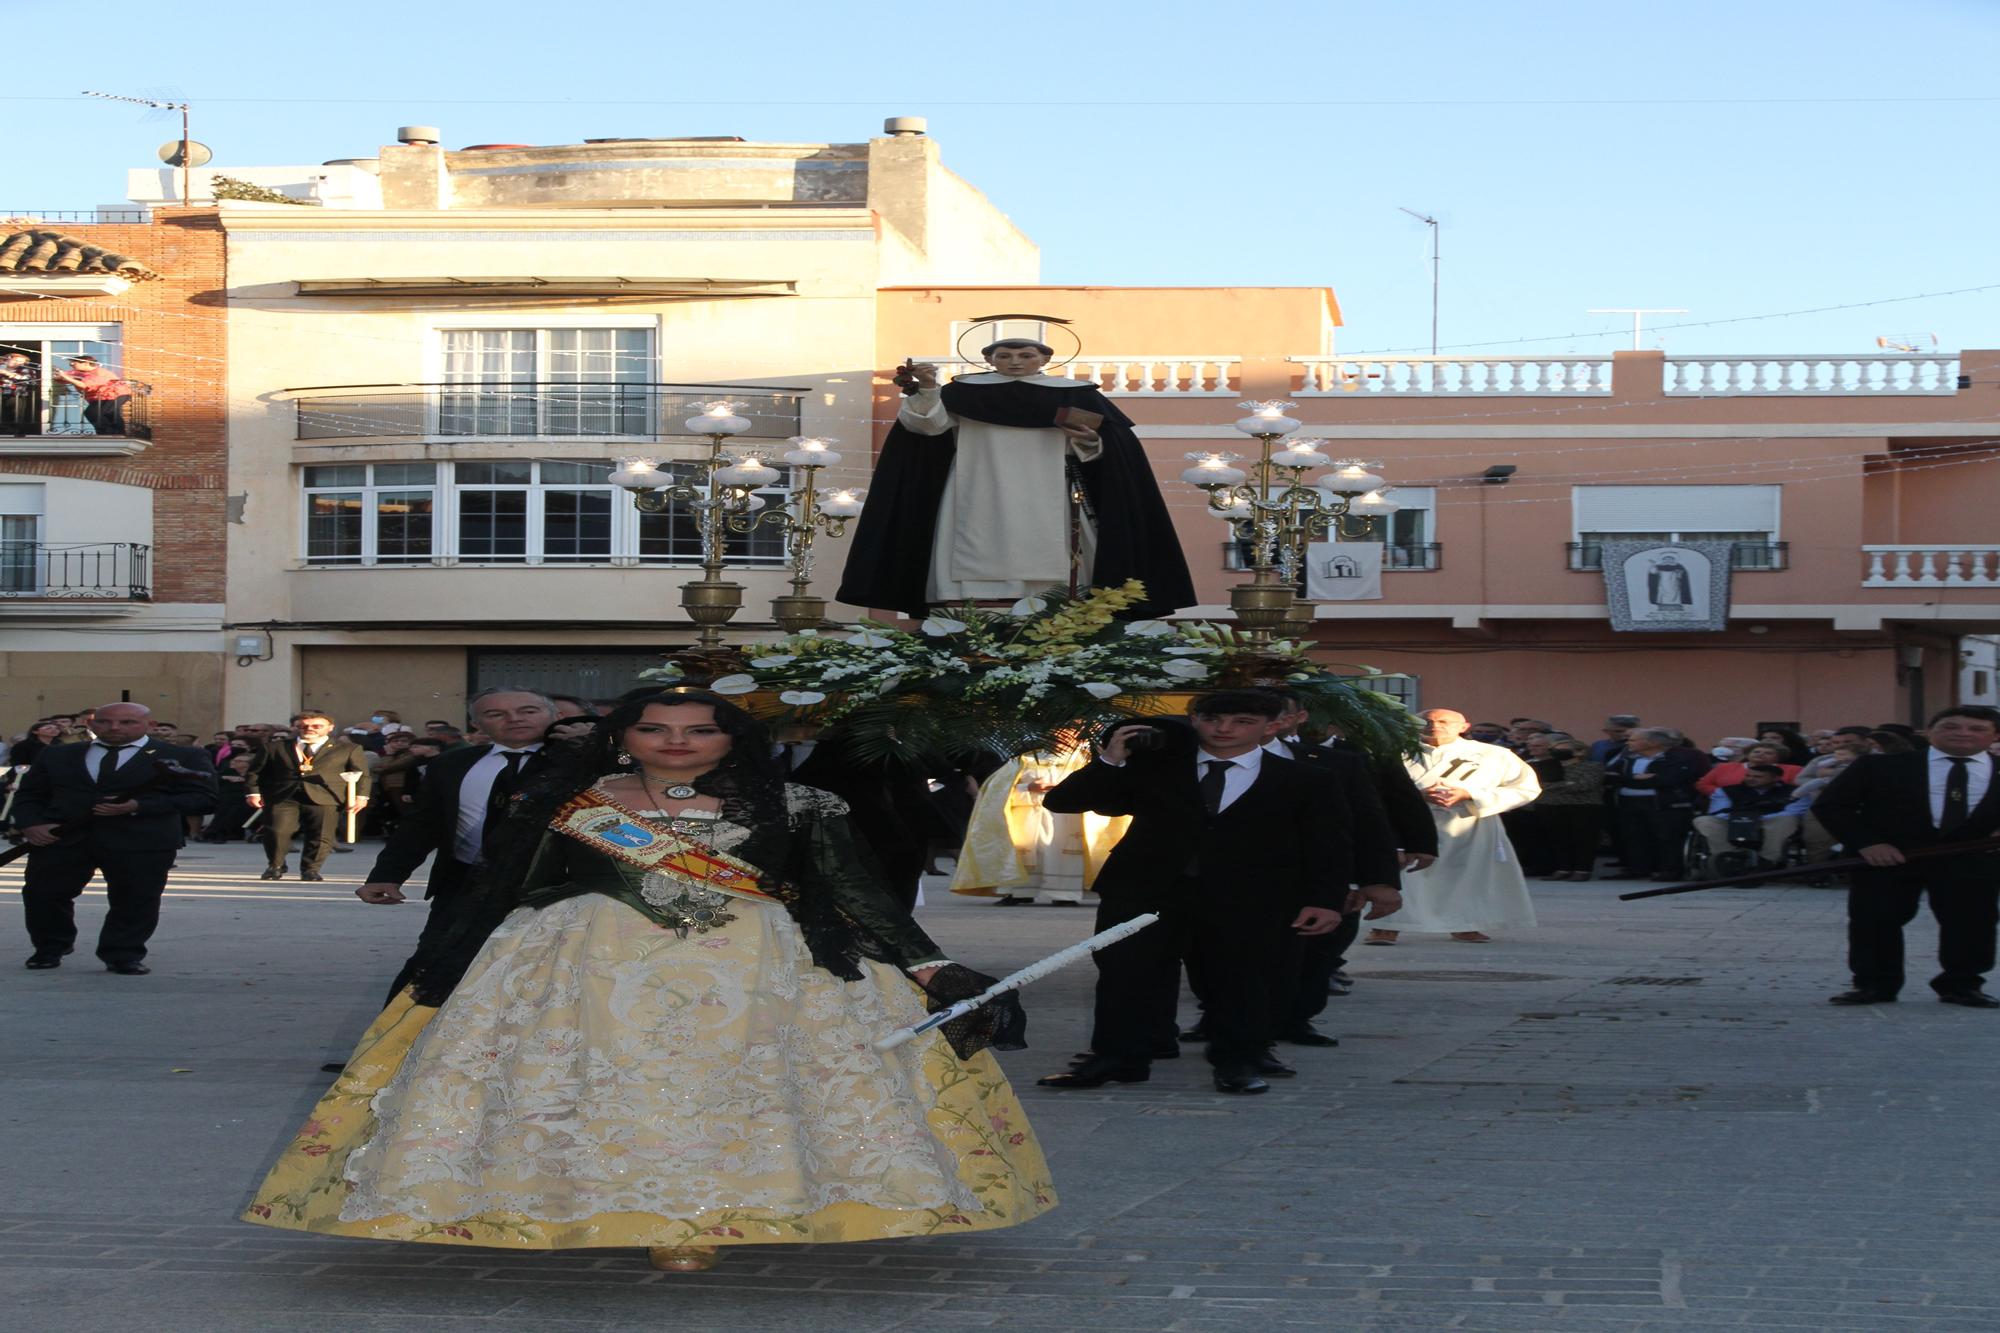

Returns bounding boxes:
[338,771,362,843]
[875,912,1162,1051]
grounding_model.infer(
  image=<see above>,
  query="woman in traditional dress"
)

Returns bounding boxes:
[243,692,1055,1271]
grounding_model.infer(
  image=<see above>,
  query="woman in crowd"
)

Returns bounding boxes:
[1531,738,1607,881]
[244,691,1054,1270]
[1696,742,1800,798]
[7,719,66,770]
[1757,726,1814,765]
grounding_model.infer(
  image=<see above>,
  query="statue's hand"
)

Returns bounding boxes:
[893,359,938,394]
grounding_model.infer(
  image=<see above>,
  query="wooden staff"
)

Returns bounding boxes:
[1620,833,2000,901]
[339,771,362,843]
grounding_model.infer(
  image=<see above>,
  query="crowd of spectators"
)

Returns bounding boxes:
[1479,712,2000,882]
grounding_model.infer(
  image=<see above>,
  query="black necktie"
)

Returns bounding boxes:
[1941,756,1971,833]
[94,744,129,785]
[1199,759,1232,816]
[481,751,529,858]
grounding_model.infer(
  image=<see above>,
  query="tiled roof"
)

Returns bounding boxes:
[0,224,160,280]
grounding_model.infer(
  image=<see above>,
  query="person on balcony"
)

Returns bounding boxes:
[836,339,1195,620]
[53,356,131,436]
[0,349,40,437]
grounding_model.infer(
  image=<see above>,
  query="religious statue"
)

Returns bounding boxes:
[835,321,1196,619]
[1646,555,1694,617]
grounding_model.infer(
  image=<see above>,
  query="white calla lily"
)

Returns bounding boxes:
[1081,681,1123,699]
[749,655,796,668]
[1006,597,1045,616]
[1122,620,1174,637]
[1160,658,1211,679]
[779,689,827,706]
[846,631,895,647]
[920,616,968,636]
[707,674,759,695]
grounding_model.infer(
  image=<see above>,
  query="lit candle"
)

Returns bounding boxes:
[1275,438,1331,469]
[1179,451,1247,487]
[1347,489,1400,517]
[1319,461,1386,494]
[609,456,660,489]
[715,454,781,488]
[1232,399,1301,438]
[819,488,866,517]
[684,400,752,436]
[783,435,843,467]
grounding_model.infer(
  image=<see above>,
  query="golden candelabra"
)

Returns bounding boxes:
[611,407,864,648]
[1180,401,1398,645]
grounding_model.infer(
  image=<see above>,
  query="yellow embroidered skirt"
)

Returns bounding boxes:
[242,893,1056,1249]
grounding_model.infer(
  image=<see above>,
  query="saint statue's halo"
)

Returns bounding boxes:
[953,312,1084,369]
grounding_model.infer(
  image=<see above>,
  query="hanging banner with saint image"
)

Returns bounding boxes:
[1304,541,1384,601]
[1600,540,1734,632]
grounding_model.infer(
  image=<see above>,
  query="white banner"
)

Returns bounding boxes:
[1305,542,1384,601]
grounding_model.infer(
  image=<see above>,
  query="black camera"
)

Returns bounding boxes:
[1122,726,1167,753]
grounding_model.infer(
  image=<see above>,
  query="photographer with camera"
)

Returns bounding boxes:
[1032,691,1352,1096]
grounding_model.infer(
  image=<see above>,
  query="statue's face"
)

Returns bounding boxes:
[989,343,1051,377]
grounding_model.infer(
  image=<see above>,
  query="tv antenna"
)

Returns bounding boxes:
[1876,333,1939,353]
[1398,207,1440,355]
[84,89,194,205]
[1588,308,1688,350]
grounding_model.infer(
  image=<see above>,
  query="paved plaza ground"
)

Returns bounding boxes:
[3,839,1997,1332]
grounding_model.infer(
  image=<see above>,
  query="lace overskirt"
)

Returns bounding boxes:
[242,894,1056,1249]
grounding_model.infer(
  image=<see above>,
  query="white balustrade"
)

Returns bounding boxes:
[1861,545,2000,587]
[919,356,1241,395]
[1291,356,1614,396]
[1669,355,1959,396]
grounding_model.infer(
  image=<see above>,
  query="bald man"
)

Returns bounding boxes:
[12,702,216,974]
[1368,709,1540,944]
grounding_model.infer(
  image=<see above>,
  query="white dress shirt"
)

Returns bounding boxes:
[1195,746,1263,812]
[1617,753,1657,797]
[89,740,142,780]
[1927,747,1994,825]
[453,743,544,864]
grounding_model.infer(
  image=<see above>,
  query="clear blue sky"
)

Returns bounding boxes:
[9,0,1997,357]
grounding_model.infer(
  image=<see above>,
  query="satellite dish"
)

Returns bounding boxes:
[159,139,212,167]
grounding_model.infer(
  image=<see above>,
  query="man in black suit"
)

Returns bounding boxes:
[1035,690,1352,1095]
[14,702,217,974]
[246,710,372,882]
[1259,690,1436,1038]
[358,687,557,1003]
[1604,727,1709,879]
[1812,706,2000,1008]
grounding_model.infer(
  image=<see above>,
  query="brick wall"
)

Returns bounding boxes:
[0,208,226,602]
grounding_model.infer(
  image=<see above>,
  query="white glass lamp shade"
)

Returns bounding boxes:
[1273,439,1331,469]
[1320,462,1386,494]
[609,456,662,489]
[1233,400,1301,437]
[783,436,842,467]
[714,457,781,488]
[1180,454,1247,486]
[818,488,866,517]
[685,401,751,436]
[1347,490,1400,517]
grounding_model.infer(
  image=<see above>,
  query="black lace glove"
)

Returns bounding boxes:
[918,963,1029,1059]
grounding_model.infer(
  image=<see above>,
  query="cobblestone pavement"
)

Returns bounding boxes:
[5,842,1999,1331]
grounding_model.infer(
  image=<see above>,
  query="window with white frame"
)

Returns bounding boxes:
[439,328,652,437]
[301,460,787,567]
[0,482,45,592]
[0,325,123,436]
[1571,484,1783,568]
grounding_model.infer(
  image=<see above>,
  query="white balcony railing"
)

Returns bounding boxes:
[921,356,1241,395]
[1669,355,1959,396]
[1862,545,2000,587]
[1294,356,1613,396]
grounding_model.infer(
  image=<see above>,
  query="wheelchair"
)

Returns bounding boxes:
[1683,812,1809,882]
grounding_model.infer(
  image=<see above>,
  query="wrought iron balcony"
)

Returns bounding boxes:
[1566,541,1789,572]
[1224,540,1441,571]
[290,382,805,442]
[2,384,152,441]
[0,542,151,599]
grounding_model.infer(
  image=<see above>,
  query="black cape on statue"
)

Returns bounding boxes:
[834,377,1197,620]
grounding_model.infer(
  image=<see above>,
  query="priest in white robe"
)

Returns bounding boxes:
[1368,709,1540,943]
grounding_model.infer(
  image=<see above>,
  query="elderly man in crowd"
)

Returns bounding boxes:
[1605,726,1710,880]
[1369,708,1540,945]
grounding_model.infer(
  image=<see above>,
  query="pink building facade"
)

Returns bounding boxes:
[875,288,2000,741]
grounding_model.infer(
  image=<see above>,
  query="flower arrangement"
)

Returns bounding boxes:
[638,581,1419,765]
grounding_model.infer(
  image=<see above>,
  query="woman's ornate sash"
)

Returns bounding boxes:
[550,789,775,937]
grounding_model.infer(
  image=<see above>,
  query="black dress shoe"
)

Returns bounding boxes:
[1280,1026,1341,1047]
[1828,989,1898,1005]
[1037,1058,1149,1089]
[301,871,325,882]
[25,952,63,970]
[1937,990,2000,1008]
[105,961,151,975]
[1253,1054,1298,1078]
[1071,1046,1180,1065]
[1178,1021,1212,1042]
[260,868,285,881]
[1213,1067,1270,1095]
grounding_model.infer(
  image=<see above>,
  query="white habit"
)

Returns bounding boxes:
[899,374,1100,603]
[1393,739,1541,933]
